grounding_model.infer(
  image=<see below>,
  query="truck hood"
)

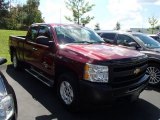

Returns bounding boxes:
[59,44,144,62]
[141,48,160,59]
[151,48,160,53]
[141,48,160,55]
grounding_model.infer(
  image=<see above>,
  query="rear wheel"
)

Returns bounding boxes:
[12,52,20,70]
[57,73,80,111]
[146,64,160,86]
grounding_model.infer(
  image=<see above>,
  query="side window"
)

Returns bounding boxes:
[38,26,52,39]
[101,33,116,40]
[36,26,53,46]
[117,34,135,46]
[27,26,38,42]
[97,32,101,35]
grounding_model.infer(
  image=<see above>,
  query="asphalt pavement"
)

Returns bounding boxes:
[0,65,160,120]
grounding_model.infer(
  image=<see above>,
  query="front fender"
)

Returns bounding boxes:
[148,57,160,64]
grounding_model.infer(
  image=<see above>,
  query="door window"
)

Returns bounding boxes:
[36,25,53,45]
[117,34,135,46]
[101,33,116,43]
[101,33,116,40]
[27,26,39,42]
[38,26,52,38]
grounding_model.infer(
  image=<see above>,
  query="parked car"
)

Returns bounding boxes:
[148,34,160,42]
[9,24,149,110]
[97,30,160,86]
[0,58,17,120]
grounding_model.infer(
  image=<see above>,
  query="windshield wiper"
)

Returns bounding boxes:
[74,41,94,44]
[72,41,106,44]
[94,41,106,43]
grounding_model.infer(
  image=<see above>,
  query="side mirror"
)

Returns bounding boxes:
[128,42,141,50]
[36,36,54,47]
[0,58,7,65]
[128,42,137,47]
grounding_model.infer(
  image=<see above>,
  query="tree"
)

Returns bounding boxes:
[0,0,9,10]
[16,4,27,27]
[65,0,95,26]
[155,25,160,30]
[94,23,100,30]
[6,7,19,29]
[114,22,120,30]
[23,0,44,26]
[0,0,44,30]
[148,16,158,34]
[0,0,9,28]
[138,29,142,33]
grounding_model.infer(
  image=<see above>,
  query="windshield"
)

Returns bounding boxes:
[133,33,160,49]
[55,25,104,44]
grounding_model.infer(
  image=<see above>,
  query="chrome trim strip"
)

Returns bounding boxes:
[30,68,53,83]
[25,69,53,87]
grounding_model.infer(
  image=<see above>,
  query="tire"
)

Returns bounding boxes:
[57,73,80,111]
[146,64,160,86]
[12,52,20,70]
[119,93,139,105]
[129,93,139,103]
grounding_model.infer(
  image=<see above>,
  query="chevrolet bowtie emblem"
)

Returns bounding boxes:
[134,68,140,75]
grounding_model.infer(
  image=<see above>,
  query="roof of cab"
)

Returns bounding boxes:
[96,30,134,35]
[31,23,84,28]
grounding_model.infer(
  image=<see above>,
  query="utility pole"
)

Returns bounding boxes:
[9,0,11,11]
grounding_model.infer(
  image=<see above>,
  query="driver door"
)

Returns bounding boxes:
[33,25,55,76]
[116,34,139,50]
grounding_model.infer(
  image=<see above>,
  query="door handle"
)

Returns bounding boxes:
[32,48,38,51]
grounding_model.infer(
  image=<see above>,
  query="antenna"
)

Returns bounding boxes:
[9,0,12,11]
[60,8,61,24]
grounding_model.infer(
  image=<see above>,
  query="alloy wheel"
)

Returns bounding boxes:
[60,81,74,105]
[146,66,160,85]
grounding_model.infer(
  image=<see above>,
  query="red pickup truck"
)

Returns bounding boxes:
[9,23,149,110]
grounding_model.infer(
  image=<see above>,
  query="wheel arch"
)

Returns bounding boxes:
[55,64,80,85]
[148,57,160,66]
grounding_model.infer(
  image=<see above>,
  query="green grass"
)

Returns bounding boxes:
[0,29,27,64]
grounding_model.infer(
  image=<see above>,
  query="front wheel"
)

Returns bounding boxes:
[146,64,160,86]
[57,73,80,111]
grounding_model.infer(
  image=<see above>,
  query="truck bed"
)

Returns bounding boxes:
[9,35,26,47]
[9,35,26,61]
[9,35,26,40]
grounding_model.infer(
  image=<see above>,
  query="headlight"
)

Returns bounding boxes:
[83,63,109,83]
[0,95,14,120]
